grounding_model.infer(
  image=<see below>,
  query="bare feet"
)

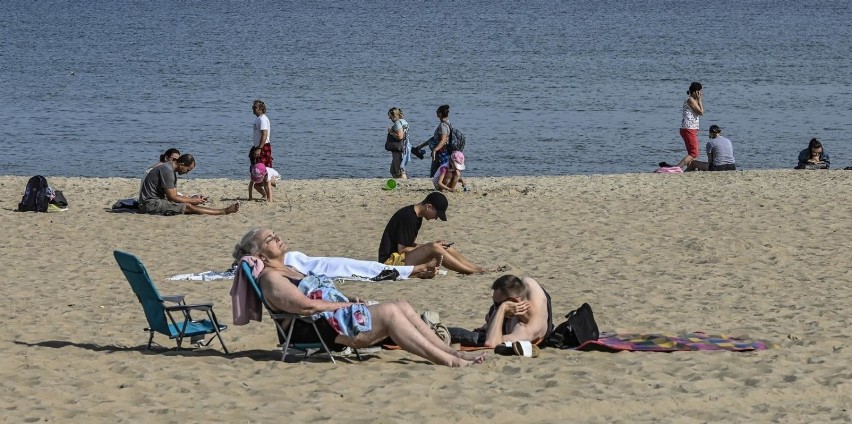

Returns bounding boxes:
[458,350,488,362]
[224,203,240,214]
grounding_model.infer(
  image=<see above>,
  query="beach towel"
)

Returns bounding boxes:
[653,166,684,174]
[575,332,770,352]
[284,251,414,280]
[168,269,235,281]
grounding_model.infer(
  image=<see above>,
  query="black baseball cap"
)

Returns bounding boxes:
[423,192,448,221]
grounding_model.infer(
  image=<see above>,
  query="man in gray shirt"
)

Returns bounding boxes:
[139,154,239,215]
[705,125,736,171]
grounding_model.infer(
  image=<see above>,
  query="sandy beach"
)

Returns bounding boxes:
[0,171,849,423]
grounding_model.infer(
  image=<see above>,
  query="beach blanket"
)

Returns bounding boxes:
[575,332,770,352]
[168,270,235,281]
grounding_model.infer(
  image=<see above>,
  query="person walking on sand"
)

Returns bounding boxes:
[386,107,411,180]
[677,82,704,169]
[378,192,488,274]
[138,153,239,216]
[413,104,453,177]
[252,99,273,168]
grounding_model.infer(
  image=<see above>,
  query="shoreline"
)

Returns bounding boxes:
[1,171,849,422]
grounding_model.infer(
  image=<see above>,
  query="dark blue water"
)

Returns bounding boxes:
[2,0,851,179]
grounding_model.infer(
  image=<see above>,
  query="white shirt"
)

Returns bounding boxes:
[253,114,271,147]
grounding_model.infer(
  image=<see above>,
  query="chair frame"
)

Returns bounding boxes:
[114,250,229,354]
[241,261,362,364]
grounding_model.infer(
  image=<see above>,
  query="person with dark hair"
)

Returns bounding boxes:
[677,82,704,169]
[685,125,737,171]
[252,99,273,168]
[412,105,453,177]
[448,274,553,348]
[795,138,830,169]
[138,153,239,215]
[705,125,736,171]
[377,191,487,274]
[146,148,181,174]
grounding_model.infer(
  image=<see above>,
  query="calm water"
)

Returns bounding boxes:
[2,0,851,179]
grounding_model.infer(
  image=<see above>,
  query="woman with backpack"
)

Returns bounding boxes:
[429,104,453,177]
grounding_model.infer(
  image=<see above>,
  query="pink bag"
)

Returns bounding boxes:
[653,166,683,174]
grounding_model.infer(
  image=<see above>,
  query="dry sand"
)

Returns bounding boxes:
[0,171,849,423]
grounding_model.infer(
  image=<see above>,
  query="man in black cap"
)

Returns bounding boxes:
[378,192,487,274]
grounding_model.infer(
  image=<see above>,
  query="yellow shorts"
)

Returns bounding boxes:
[383,253,406,266]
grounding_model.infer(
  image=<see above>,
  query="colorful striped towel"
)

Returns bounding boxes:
[576,332,771,352]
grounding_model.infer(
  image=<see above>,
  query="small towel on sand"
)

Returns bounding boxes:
[576,332,771,352]
[168,270,235,281]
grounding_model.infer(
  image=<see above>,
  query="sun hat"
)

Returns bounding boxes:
[451,151,465,170]
[251,163,267,183]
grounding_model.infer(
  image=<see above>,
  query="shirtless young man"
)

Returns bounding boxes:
[449,274,553,348]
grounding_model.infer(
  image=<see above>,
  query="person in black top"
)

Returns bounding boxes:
[378,192,487,274]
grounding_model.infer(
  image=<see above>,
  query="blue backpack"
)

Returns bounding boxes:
[17,175,50,212]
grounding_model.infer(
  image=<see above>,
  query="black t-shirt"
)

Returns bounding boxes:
[378,205,422,263]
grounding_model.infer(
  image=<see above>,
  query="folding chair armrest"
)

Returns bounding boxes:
[164,303,214,312]
[268,312,298,320]
[162,294,186,304]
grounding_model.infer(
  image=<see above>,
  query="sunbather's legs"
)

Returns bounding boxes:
[390,301,487,363]
[339,303,474,367]
[185,203,240,215]
[443,246,487,274]
[404,242,485,274]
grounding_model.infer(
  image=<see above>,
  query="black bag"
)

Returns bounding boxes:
[17,175,50,212]
[385,133,404,152]
[51,190,68,208]
[447,123,466,153]
[546,303,599,349]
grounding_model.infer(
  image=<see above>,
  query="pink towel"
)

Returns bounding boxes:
[230,256,264,325]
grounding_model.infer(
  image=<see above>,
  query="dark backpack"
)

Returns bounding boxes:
[546,303,600,349]
[447,123,466,153]
[17,175,51,212]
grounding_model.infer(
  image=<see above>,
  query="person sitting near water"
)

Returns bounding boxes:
[685,125,737,171]
[138,153,239,215]
[231,227,486,367]
[448,274,553,348]
[145,148,181,174]
[795,138,830,169]
[378,192,489,274]
[433,151,468,192]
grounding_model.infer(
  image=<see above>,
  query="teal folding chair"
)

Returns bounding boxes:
[241,260,361,364]
[114,250,228,353]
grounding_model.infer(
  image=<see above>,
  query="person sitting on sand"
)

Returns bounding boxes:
[448,274,553,347]
[433,150,468,192]
[232,227,486,367]
[146,148,181,174]
[795,138,830,169]
[138,153,239,215]
[378,192,488,274]
[684,125,737,171]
